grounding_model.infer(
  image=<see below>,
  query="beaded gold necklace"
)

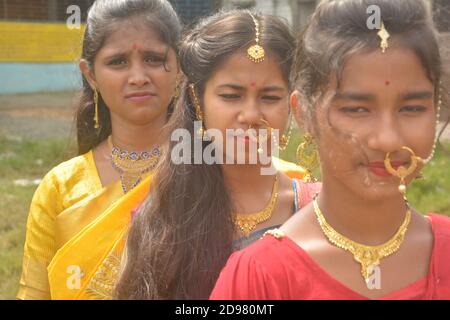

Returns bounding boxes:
[107,136,161,193]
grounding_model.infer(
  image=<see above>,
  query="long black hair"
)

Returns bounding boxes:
[114,9,295,300]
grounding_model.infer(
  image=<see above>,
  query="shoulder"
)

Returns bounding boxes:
[428,213,450,296]
[31,151,95,210]
[428,213,450,234]
[39,151,94,190]
[428,213,450,251]
[210,233,312,299]
[47,151,93,181]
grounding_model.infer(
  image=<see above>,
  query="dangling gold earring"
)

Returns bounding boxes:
[384,146,420,196]
[278,113,293,151]
[93,88,99,129]
[173,73,182,100]
[296,133,318,182]
[189,83,205,139]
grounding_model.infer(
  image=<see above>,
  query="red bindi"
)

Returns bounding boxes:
[250,81,256,87]
[385,80,390,86]
[132,44,139,50]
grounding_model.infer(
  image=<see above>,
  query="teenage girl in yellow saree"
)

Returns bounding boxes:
[17,0,181,299]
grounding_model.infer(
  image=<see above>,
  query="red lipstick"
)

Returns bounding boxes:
[367,161,407,177]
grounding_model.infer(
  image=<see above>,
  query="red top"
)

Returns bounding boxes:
[210,214,450,300]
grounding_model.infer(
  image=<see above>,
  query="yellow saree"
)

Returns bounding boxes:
[18,154,307,300]
[17,150,152,299]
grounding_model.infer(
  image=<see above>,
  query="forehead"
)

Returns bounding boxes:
[337,47,433,93]
[100,20,168,53]
[207,51,288,87]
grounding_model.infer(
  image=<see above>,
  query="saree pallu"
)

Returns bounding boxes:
[18,155,312,300]
[47,174,152,299]
[16,150,152,300]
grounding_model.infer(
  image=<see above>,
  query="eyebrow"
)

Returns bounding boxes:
[333,91,376,101]
[333,90,434,102]
[401,91,433,100]
[216,83,286,92]
[103,49,166,59]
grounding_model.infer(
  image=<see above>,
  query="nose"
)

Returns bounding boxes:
[366,113,406,155]
[237,97,263,128]
[128,61,151,87]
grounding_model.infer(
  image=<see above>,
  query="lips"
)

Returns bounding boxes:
[125,91,156,100]
[233,134,251,144]
[366,161,408,177]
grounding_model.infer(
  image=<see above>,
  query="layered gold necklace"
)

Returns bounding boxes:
[312,197,411,283]
[108,136,161,193]
[234,175,278,237]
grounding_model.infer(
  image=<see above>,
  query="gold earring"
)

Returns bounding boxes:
[276,114,293,151]
[93,88,99,129]
[296,133,318,182]
[189,83,205,139]
[384,146,420,195]
[173,74,182,99]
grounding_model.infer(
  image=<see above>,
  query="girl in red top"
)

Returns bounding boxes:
[211,0,450,300]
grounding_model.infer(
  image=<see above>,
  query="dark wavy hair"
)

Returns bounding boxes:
[76,0,181,155]
[114,9,295,300]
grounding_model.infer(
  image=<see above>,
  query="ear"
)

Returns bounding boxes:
[290,90,309,133]
[79,59,97,89]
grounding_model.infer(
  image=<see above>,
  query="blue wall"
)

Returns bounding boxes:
[0,63,82,94]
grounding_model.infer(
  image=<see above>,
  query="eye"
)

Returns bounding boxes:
[339,106,370,113]
[262,95,282,102]
[108,57,127,66]
[145,54,165,65]
[400,105,427,113]
[219,94,240,100]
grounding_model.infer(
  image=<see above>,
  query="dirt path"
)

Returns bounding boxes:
[0,91,78,139]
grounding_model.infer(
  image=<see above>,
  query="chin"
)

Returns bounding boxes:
[131,109,167,125]
[350,181,404,202]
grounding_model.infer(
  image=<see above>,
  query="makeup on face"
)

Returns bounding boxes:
[366,160,407,178]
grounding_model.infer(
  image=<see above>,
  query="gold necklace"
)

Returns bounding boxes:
[312,197,411,283]
[234,175,278,237]
[107,136,161,193]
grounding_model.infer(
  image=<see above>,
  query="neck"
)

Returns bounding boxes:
[221,162,277,213]
[317,176,410,245]
[109,113,166,151]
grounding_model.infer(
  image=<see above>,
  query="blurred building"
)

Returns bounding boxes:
[0,0,220,94]
[0,0,449,94]
[221,0,316,31]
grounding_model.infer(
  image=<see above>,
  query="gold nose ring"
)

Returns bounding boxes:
[384,146,420,195]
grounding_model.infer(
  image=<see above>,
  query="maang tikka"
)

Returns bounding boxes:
[247,13,265,63]
[377,21,390,53]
